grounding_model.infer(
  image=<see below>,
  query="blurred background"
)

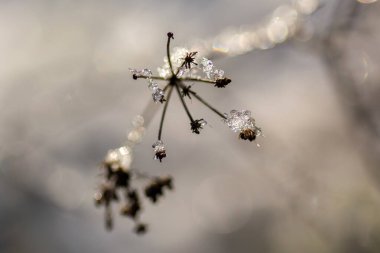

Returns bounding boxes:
[1,0,380,252]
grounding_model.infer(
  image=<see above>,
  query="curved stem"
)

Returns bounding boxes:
[135,75,168,81]
[158,85,174,140]
[167,36,175,76]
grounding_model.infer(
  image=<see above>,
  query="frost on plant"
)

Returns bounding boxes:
[223,110,262,141]
[152,140,166,162]
[95,32,262,235]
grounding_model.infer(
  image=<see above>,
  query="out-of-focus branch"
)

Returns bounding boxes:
[320,0,380,185]
[191,0,321,60]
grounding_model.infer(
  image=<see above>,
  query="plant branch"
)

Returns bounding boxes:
[167,35,175,76]
[179,83,226,119]
[135,75,168,81]
[180,77,216,84]
[158,85,174,140]
[175,82,194,123]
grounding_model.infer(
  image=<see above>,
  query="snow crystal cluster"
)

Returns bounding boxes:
[156,47,226,81]
[200,58,225,81]
[152,140,166,162]
[157,47,192,78]
[152,140,165,153]
[129,68,165,103]
[223,110,262,137]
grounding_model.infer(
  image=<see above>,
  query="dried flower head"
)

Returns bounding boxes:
[144,176,174,203]
[191,119,207,134]
[182,51,198,69]
[129,32,261,161]
[95,143,174,234]
[96,32,262,235]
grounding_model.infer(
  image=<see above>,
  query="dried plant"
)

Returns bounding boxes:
[94,32,262,234]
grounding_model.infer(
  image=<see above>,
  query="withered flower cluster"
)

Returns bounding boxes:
[94,150,173,235]
[130,32,262,163]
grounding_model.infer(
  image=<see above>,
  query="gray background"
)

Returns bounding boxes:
[1,0,380,252]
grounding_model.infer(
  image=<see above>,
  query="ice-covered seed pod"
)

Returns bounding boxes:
[152,140,166,162]
[152,88,165,103]
[223,110,262,142]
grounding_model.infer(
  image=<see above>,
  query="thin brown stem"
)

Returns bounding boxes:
[135,75,168,81]
[179,83,226,119]
[167,35,175,76]
[158,85,174,140]
[180,77,216,84]
[175,82,194,123]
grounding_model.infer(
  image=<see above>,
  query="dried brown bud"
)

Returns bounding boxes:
[190,119,207,134]
[154,150,166,162]
[239,128,256,141]
[167,32,174,39]
[215,78,231,88]
[134,223,148,235]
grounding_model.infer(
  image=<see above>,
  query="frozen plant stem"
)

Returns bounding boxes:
[179,83,226,119]
[181,77,216,84]
[135,75,167,81]
[129,32,262,159]
[167,32,175,75]
[158,85,174,140]
[175,81,194,123]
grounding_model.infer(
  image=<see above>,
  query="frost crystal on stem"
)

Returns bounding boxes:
[129,68,166,103]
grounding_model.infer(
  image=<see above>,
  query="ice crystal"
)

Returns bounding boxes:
[129,68,152,79]
[157,47,193,78]
[152,88,165,103]
[152,140,166,162]
[200,58,225,80]
[201,57,214,73]
[129,68,167,103]
[224,110,261,142]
